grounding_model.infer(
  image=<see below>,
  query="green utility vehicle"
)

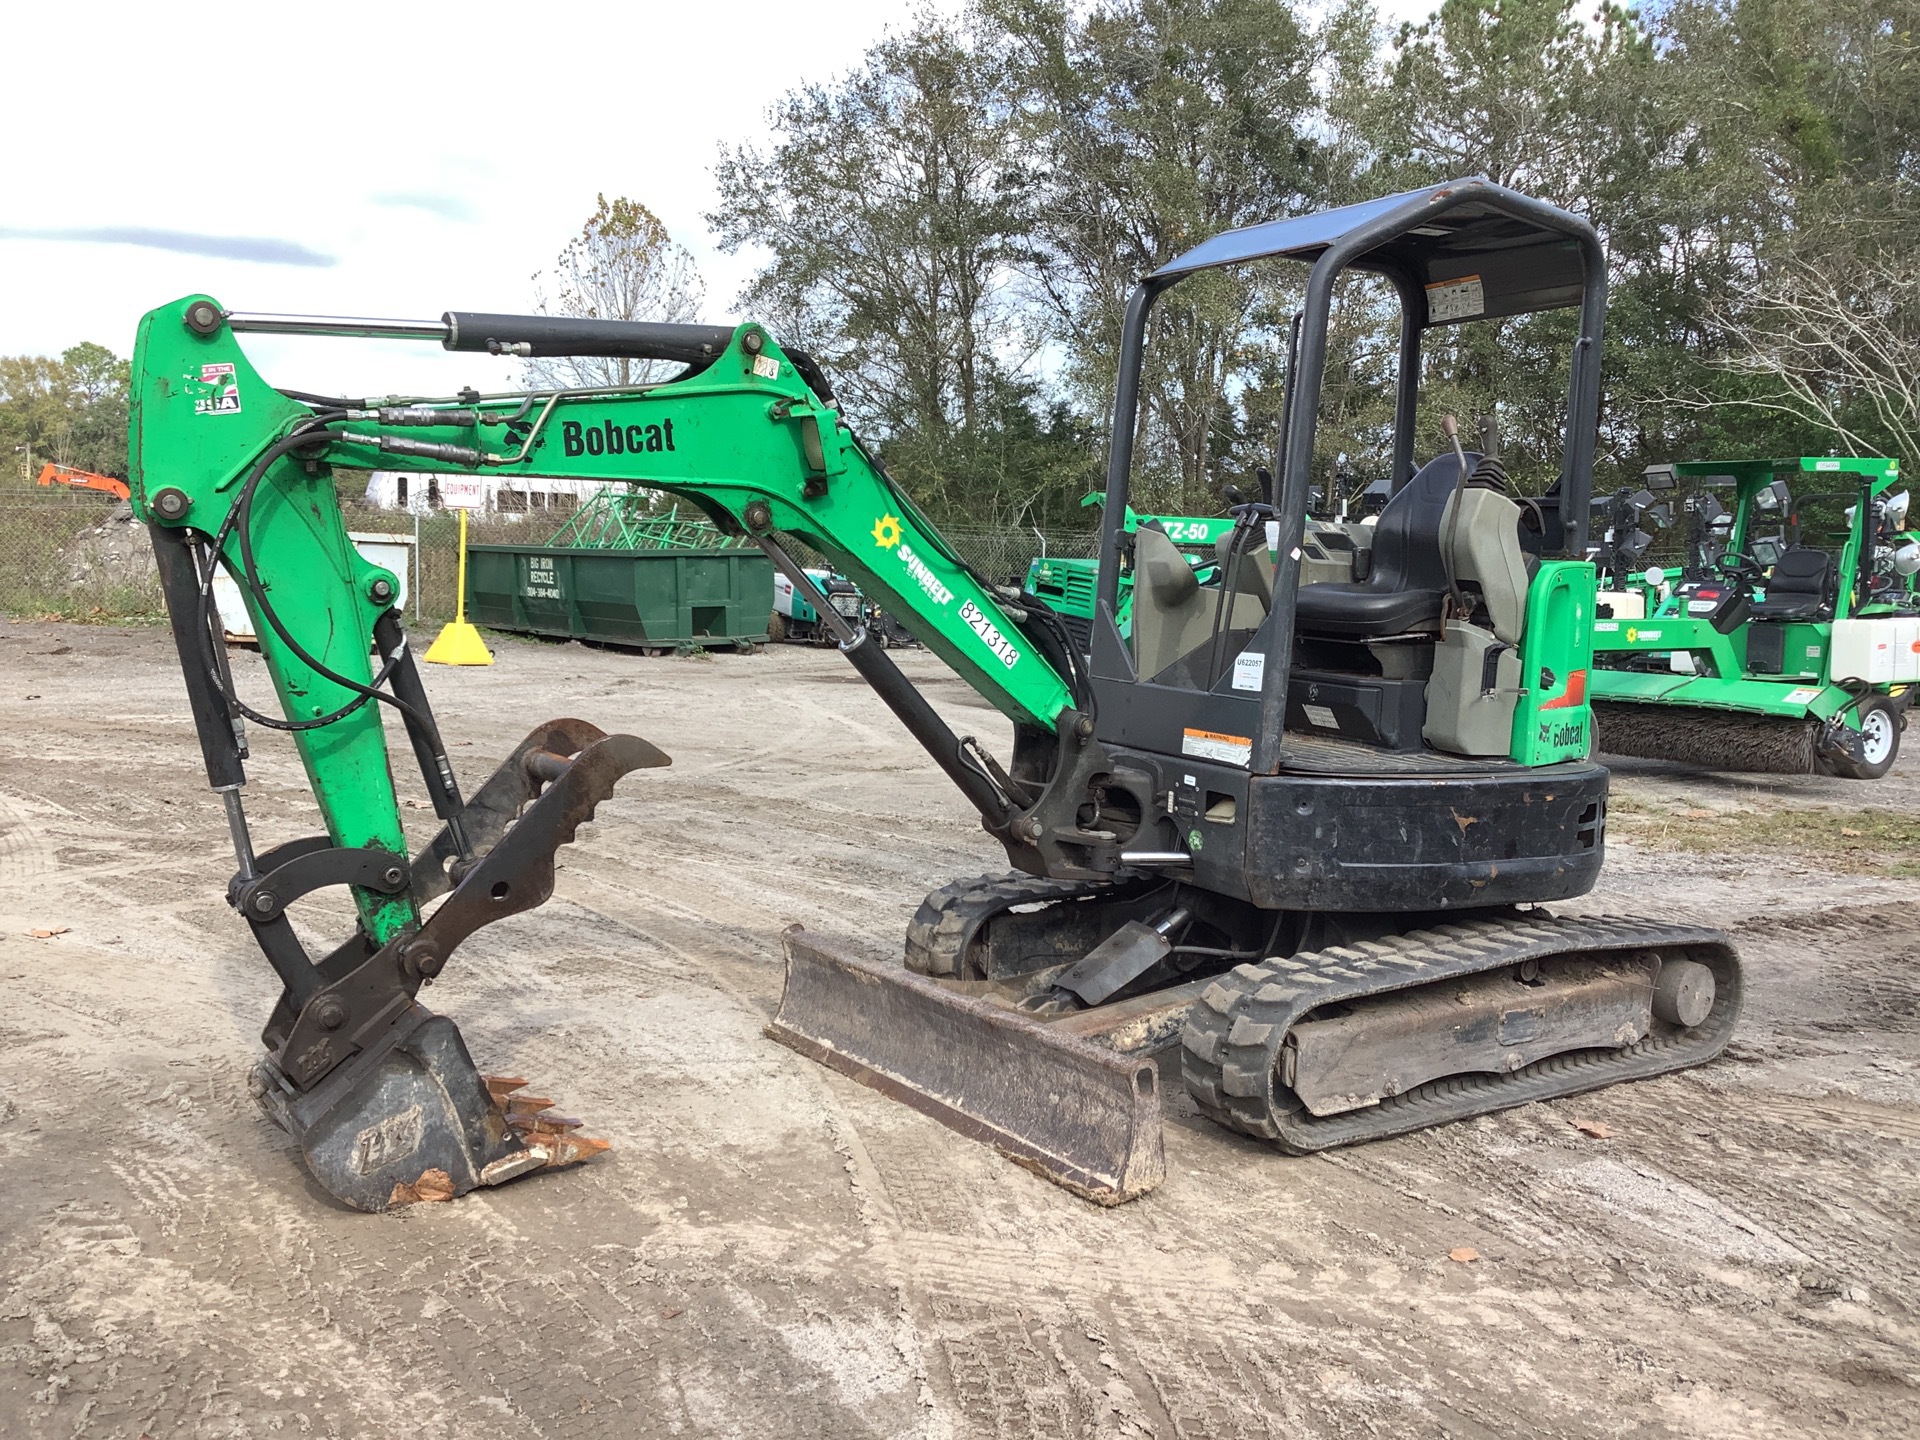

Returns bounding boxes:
[1026,493,1369,651]
[1590,456,1919,778]
[1023,494,1231,650]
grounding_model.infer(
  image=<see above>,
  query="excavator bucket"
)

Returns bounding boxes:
[768,931,1168,1204]
[252,1011,609,1211]
[248,719,657,1212]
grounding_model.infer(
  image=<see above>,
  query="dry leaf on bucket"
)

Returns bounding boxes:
[388,1169,457,1207]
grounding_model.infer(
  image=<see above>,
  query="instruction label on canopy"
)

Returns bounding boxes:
[1425,274,1485,323]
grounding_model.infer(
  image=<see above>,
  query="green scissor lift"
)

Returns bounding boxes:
[1590,456,1919,778]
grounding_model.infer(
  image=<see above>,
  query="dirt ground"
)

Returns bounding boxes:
[1,616,1916,1439]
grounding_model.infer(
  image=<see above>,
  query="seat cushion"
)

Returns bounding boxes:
[1295,583,1444,638]
[1749,593,1823,619]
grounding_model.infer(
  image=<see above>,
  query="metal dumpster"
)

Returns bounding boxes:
[464,499,772,650]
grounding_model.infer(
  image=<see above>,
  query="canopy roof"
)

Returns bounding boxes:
[1152,177,1594,325]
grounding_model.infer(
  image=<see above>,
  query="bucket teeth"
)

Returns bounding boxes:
[484,1073,613,1170]
[381,1072,610,1208]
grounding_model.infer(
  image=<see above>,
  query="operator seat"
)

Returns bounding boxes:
[1132,525,1264,683]
[1292,453,1476,639]
[1750,546,1833,619]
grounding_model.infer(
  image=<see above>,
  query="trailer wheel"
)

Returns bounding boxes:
[768,611,788,643]
[1828,696,1900,780]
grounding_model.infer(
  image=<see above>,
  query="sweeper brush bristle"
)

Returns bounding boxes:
[1593,702,1820,774]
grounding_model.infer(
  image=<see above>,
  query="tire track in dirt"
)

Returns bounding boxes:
[11,622,1920,1438]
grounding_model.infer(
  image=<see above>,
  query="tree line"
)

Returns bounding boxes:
[5,0,1913,537]
[0,344,131,484]
[711,0,1919,525]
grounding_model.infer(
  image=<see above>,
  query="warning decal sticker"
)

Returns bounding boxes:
[1424,274,1484,323]
[1181,727,1252,767]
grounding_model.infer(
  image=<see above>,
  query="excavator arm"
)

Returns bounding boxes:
[37,462,132,500]
[130,296,1141,1209]
[135,298,1143,881]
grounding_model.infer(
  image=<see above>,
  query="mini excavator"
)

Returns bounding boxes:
[130,179,1741,1210]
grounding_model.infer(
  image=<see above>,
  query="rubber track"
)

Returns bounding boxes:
[1181,913,1742,1153]
[904,872,1113,978]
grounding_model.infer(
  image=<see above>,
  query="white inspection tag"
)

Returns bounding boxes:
[1232,650,1266,691]
[1265,519,1281,558]
[1425,274,1484,322]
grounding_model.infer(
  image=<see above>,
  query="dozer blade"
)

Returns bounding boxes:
[252,1007,608,1211]
[768,930,1165,1204]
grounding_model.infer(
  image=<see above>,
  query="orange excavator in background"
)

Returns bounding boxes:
[36,461,130,501]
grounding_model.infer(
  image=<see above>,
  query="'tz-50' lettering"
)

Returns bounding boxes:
[561,419,676,457]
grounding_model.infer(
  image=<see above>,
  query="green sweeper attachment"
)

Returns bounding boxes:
[1591,457,1916,780]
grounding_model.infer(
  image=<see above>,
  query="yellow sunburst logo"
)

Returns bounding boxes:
[1626,626,1638,643]
[872,514,903,549]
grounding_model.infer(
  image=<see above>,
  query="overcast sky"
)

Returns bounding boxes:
[4,0,1432,398]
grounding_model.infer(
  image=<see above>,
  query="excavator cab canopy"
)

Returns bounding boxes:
[1090,176,1608,778]
[1151,185,1591,322]
[1124,177,1606,549]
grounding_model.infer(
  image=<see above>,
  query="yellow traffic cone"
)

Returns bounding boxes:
[425,509,493,666]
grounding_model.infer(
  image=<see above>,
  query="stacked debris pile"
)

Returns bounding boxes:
[59,502,161,611]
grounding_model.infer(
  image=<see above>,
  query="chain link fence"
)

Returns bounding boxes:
[0,484,163,619]
[0,482,1102,627]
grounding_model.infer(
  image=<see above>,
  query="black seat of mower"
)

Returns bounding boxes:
[1293,453,1475,639]
[1751,546,1832,619]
